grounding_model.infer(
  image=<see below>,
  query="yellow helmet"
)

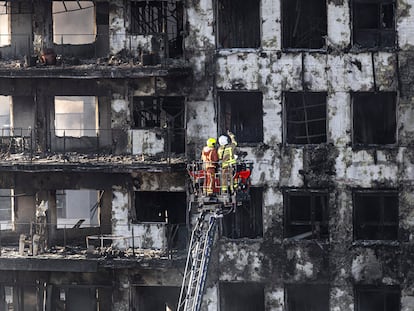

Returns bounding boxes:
[207,137,216,148]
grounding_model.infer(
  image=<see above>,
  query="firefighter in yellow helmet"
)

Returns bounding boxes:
[201,137,219,195]
[218,131,237,193]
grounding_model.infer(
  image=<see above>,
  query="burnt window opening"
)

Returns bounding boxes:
[51,286,111,311]
[219,92,263,144]
[130,0,184,58]
[0,2,10,47]
[54,96,99,138]
[134,191,186,224]
[132,96,185,154]
[355,285,400,311]
[284,190,329,240]
[53,1,96,45]
[284,92,327,145]
[221,187,263,239]
[217,0,260,49]
[0,189,12,223]
[219,282,265,311]
[353,190,399,240]
[282,0,327,49]
[55,189,102,228]
[352,92,396,146]
[134,286,180,311]
[286,284,329,311]
[352,0,395,49]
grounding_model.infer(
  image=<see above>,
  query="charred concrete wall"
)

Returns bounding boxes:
[184,0,414,310]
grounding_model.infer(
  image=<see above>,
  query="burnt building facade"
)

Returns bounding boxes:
[0,0,412,310]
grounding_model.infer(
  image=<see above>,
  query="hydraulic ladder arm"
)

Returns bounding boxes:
[177,210,220,311]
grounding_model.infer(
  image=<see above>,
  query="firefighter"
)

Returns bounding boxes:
[201,137,219,195]
[218,131,237,193]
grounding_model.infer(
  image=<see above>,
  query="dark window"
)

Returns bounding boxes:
[130,0,184,57]
[355,286,400,311]
[222,187,263,239]
[219,92,263,143]
[284,190,329,239]
[133,96,185,153]
[285,92,327,144]
[352,0,395,49]
[134,191,186,224]
[134,286,180,311]
[217,0,260,48]
[220,282,264,311]
[353,190,399,240]
[286,284,329,311]
[282,0,327,49]
[352,92,396,145]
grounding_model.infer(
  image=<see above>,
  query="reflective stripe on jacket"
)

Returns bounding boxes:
[201,146,218,169]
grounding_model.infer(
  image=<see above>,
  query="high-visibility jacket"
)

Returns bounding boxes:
[201,146,218,169]
[218,133,237,168]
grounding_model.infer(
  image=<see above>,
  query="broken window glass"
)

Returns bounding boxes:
[53,1,96,44]
[282,0,327,49]
[0,2,10,47]
[222,187,263,239]
[134,191,186,223]
[284,190,329,240]
[354,190,398,240]
[133,96,185,153]
[352,0,395,49]
[352,92,396,145]
[219,91,263,143]
[217,0,260,48]
[130,0,184,57]
[285,92,327,144]
[219,282,264,311]
[55,96,98,138]
[355,286,400,311]
[286,284,329,311]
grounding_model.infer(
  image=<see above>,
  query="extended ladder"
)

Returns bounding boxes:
[177,210,220,311]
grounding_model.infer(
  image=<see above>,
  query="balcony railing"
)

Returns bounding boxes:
[0,33,185,63]
[0,127,186,162]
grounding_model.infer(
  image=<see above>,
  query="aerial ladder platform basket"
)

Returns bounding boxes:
[178,160,253,311]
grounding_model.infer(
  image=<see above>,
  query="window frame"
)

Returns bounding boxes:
[284,189,329,240]
[281,0,328,51]
[54,96,99,138]
[351,91,397,147]
[285,284,330,311]
[221,187,263,239]
[215,0,261,49]
[351,0,396,50]
[133,191,186,224]
[52,1,96,45]
[218,91,264,144]
[283,91,327,145]
[355,285,400,311]
[353,190,399,241]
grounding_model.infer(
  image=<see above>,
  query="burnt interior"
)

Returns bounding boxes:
[352,0,395,49]
[284,190,329,240]
[217,0,261,48]
[353,191,399,240]
[355,285,400,311]
[352,92,396,146]
[282,0,327,49]
[285,92,327,145]
[219,282,264,311]
[219,91,263,143]
[286,284,329,311]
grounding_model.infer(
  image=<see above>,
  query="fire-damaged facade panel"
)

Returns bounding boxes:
[0,0,411,310]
